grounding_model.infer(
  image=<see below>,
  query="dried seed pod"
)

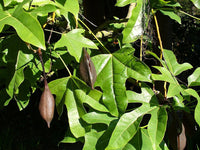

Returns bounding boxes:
[39,80,55,128]
[80,49,97,89]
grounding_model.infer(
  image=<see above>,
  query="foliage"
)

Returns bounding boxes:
[0,0,200,149]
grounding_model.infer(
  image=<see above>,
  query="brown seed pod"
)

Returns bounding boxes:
[80,49,97,89]
[39,80,55,128]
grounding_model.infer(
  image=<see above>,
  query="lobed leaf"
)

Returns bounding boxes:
[163,49,192,76]
[105,104,157,150]
[92,48,151,116]
[49,76,106,138]
[54,29,98,62]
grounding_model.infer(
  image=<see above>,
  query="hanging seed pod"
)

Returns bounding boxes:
[38,48,55,128]
[39,80,55,128]
[80,49,97,89]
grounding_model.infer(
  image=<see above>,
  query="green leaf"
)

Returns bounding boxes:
[30,4,57,17]
[48,76,106,138]
[3,0,23,7]
[152,66,184,98]
[181,88,200,126]
[82,112,117,126]
[105,104,157,150]
[122,0,143,43]
[92,48,151,116]
[2,36,34,105]
[64,80,86,138]
[148,107,168,150]
[160,10,181,24]
[54,29,98,62]
[123,128,154,150]
[163,49,193,76]
[63,0,79,17]
[115,0,136,7]
[83,129,104,150]
[190,0,200,9]
[0,1,45,49]
[188,67,200,87]
[127,83,158,105]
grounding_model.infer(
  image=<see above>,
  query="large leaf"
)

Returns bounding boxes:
[148,107,168,150]
[152,66,184,98]
[188,67,200,87]
[105,104,157,150]
[181,88,200,126]
[0,35,34,107]
[122,0,143,43]
[163,49,192,76]
[54,29,98,62]
[115,0,136,7]
[63,0,79,18]
[48,76,107,138]
[92,48,151,116]
[0,1,46,49]
[127,83,167,149]
[83,129,104,150]
[123,128,154,150]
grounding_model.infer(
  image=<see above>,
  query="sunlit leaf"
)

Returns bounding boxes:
[115,0,136,7]
[181,88,200,126]
[190,0,200,9]
[122,0,143,43]
[92,48,151,116]
[123,128,154,150]
[160,10,181,24]
[188,67,200,87]
[152,66,184,98]
[148,107,168,150]
[49,76,106,138]
[83,129,104,150]
[82,112,117,126]
[163,49,192,76]
[54,29,98,62]
[0,1,46,49]
[105,104,157,149]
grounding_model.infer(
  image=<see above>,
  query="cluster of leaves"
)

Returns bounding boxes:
[0,0,200,149]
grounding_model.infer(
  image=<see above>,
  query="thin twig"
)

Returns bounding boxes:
[78,13,98,27]
[179,10,200,21]
[78,18,111,54]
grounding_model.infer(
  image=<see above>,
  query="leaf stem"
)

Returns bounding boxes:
[78,18,111,54]
[179,10,200,21]
[152,9,163,60]
[55,51,72,77]
[140,35,143,61]
[152,9,168,98]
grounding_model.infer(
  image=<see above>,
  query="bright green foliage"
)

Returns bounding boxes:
[122,0,143,43]
[0,0,200,149]
[115,0,136,7]
[188,67,200,86]
[0,0,46,50]
[92,48,151,116]
[54,29,98,62]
